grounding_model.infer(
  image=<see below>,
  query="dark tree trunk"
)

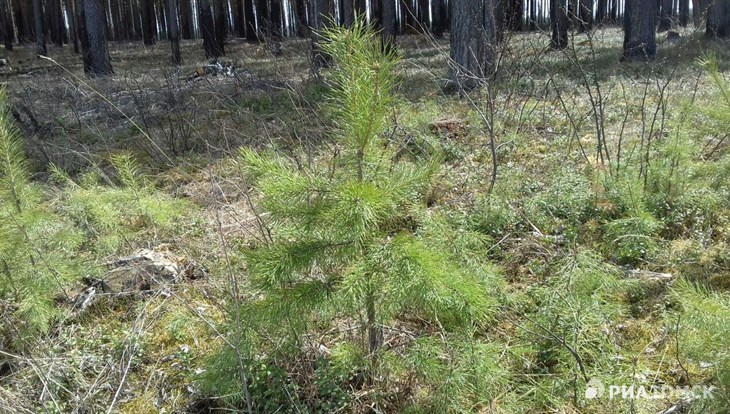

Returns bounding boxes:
[678,0,689,26]
[32,0,45,54]
[200,0,217,56]
[141,0,155,44]
[622,0,656,62]
[0,0,13,50]
[290,0,308,36]
[381,0,396,47]
[551,0,568,49]
[341,0,354,27]
[597,0,607,23]
[18,0,33,43]
[234,0,244,36]
[167,0,180,63]
[255,0,267,38]
[270,0,282,40]
[70,0,79,51]
[658,0,673,31]
[432,0,447,37]
[180,0,192,38]
[578,0,592,31]
[213,0,226,54]
[401,0,416,32]
[243,0,255,39]
[505,0,522,30]
[706,0,730,37]
[449,0,495,90]
[47,0,63,46]
[311,0,330,69]
[109,0,122,40]
[80,0,113,75]
[494,0,505,42]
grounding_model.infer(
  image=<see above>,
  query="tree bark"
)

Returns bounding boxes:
[578,0,592,31]
[0,0,13,50]
[243,0,255,39]
[381,0,396,48]
[340,0,352,26]
[678,0,689,26]
[80,0,113,75]
[166,0,180,63]
[213,0,226,55]
[706,0,730,37]
[622,0,656,62]
[432,0,447,38]
[551,0,568,49]
[32,0,45,54]
[311,0,330,69]
[449,0,495,90]
[141,0,155,44]
[658,0,673,31]
[200,0,217,57]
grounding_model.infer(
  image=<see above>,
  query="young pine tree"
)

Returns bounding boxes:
[0,91,84,343]
[239,19,494,368]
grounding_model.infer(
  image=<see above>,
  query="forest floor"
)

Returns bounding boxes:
[1,24,729,413]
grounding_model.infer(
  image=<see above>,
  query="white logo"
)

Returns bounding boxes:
[584,377,715,400]
[585,378,605,399]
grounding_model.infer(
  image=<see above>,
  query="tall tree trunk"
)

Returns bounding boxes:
[678,0,689,26]
[255,0,267,38]
[32,0,45,54]
[706,0,730,37]
[179,0,191,38]
[432,0,447,38]
[200,0,217,56]
[0,0,12,50]
[578,0,591,31]
[622,0,656,62]
[551,0,568,48]
[109,0,122,40]
[234,0,244,36]
[141,0,155,44]
[449,0,495,90]
[596,0,607,23]
[270,0,282,40]
[69,0,79,51]
[311,0,330,68]
[401,0,415,32]
[658,0,673,31]
[166,0,180,63]
[341,0,353,26]
[80,0,113,75]
[243,0,255,39]
[18,0,33,42]
[381,0,396,48]
[213,0,226,54]
[290,0,308,36]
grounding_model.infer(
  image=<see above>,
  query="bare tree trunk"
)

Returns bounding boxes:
[141,0,155,44]
[79,0,113,75]
[578,0,591,31]
[0,0,13,50]
[341,0,353,26]
[179,0,191,38]
[551,0,568,48]
[706,0,730,37]
[200,0,217,56]
[213,0,226,54]
[32,0,45,54]
[311,0,330,68]
[678,0,689,26]
[381,0,396,48]
[622,0,656,62]
[658,0,673,31]
[449,0,495,90]
[166,0,180,63]
[243,0,255,39]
